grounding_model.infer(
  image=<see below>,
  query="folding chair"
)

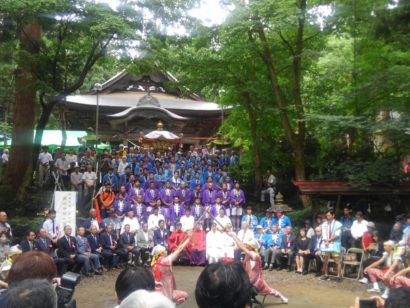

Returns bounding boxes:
[341,247,365,280]
[328,247,346,277]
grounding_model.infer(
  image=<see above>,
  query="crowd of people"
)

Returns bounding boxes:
[0,143,409,307]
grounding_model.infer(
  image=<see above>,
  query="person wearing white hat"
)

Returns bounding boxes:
[364,240,403,299]
[119,289,175,308]
[228,232,288,303]
[150,230,193,305]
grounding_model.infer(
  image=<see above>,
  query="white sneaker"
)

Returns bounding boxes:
[367,288,381,294]
[359,277,369,284]
[381,289,390,299]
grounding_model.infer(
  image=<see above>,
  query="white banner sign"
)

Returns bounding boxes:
[54,191,77,237]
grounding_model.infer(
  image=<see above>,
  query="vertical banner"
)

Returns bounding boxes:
[54,191,77,237]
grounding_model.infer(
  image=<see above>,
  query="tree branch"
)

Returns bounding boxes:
[278,31,295,56]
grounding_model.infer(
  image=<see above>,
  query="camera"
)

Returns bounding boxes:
[56,272,81,308]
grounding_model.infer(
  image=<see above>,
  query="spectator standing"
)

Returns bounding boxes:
[351,211,368,248]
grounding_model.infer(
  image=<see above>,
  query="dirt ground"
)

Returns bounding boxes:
[74,266,368,308]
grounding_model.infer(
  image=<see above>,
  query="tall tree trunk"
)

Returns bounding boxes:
[248,107,262,197]
[3,20,41,195]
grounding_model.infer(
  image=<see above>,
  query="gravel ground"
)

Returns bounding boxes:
[74,265,369,308]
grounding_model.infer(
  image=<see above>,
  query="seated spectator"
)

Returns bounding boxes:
[359,230,384,284]
[100,224,123,269]
[351,211,368,248]
[135,223,154,266]
[121,210,140,235]
[214,208,231,232]
[241,206,258,231]
[82,208,103,234]
[180,208,195,232]
[115,267,155,304]
[86,225,104,266]
[276,226,296,272]
[206,222,223,264]
[362,221,377,253]
[34,228,64,276]
[168,223,189,265]
[220,223,236,262]
[190,222,206,266]
[57,225,85,273]
[0,259,11,289]
[390,223,403,243]
[103,208,121,238]
[305,220,315,239]
[0,233,10,262]
[119,224,138,264]
[263,224,282,271]
[195,262,253,308]
[365,240,403,299]
[391,266,410,289]
[147,207,165,231]
[19,230,36,252]
[1,279,57,308]
[295,228,311,274]
[254,225,265,258]
[273,208,292,233]
[235,221,254,260]
[153,220,169,249]
[304,226,323,277]
[260,209,274,232]
[119,289,175,308]
[76,226,103,276]
[0,211,12,241]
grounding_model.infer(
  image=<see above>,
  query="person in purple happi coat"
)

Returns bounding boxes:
[230,181,246,231]
[160,181,175,207]
[218,183,231,216]
[113,185,130,219]
[175,182,192,207]
[201,182,218,206]
[191,197,205,221]
[130,195,147,223]
[210,197,224,218]
[144,181,160,207]
[168,196,185,231]
[143,172,160,190]
[128,179,145,203]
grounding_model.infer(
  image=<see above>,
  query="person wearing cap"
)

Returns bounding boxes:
[230,181,246,232]
[151,232,192,304]
[42,209,60,244]
[260,209,274,232]
[206,222,223,264]
[228,232,288,303]
[364,240,403,299]
[37,145,53,188]
[241,206,258,231]
[272,207,292,232]
[351,211,368,248]
[70,163,83,194]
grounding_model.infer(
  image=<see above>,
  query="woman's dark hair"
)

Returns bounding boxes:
[299,228,307,237]
[385,287,410,308]
[115,267,155,302]
[195,262,253,308]
[7,251,57,286]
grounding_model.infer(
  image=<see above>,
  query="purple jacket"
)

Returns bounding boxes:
[175,188,192,207]
[144,180,160,190]
[128,186,145,202]
[168,203,185,226]
[218,190,231,207]
[113,196,130,216]
[144,188,160,206]
[159,188,175,205]
[191,204,205,220]
[210,203,223,218]
[201,189,218,206]
[130,203,147,221]
[229,189,245,206]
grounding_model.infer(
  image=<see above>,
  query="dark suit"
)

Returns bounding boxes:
[20,240,34,253]
[57,235,85,272]
[153,228,169,248]
[34,237,65,275]
[276,232,296,269]
[119,232,138,262]
[100,232,127,267]
[304,234,323,274]
[87,233,106,266]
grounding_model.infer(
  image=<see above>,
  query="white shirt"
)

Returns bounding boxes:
[1,153,8,164]
[66,154,77,164]
[147,213,165,230]
[221,233,236,258]
[82,171,97,187]
[351,219,368,239]
[38,152,53,166]
[237,228,254,243]
[121,217,140,234]
[43,218,59,238]
[55,158,70,175]
[70,172,83,185]
[214,215,232,231]
[206,230,224,259]
[180,215,195,232]
[117,161,128,175]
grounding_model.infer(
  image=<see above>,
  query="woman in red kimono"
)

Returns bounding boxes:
[151,231,193,305]
[228,232,289,304]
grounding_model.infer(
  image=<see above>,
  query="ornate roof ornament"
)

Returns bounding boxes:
[137,93,160,107]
